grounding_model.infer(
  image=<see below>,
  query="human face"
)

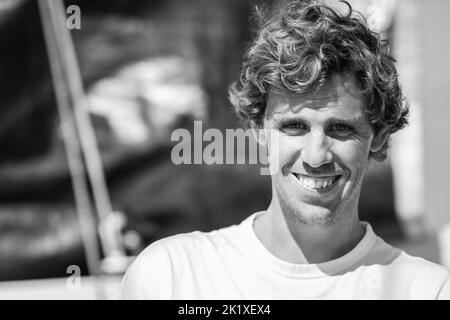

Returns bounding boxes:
[263,73,381,226]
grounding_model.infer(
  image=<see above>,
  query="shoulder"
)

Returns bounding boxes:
[395,249,449,279]
[143,223,247,267]
[367,232,449,278]
[372,237,450,298]
[118,223,245,299]
[396,252,450,299]
[394,251,449,278]
[141,215,252,260]
[117,232,200,299]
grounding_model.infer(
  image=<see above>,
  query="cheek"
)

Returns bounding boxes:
[269,135,302,169]
[267,133,372,176]
[333,140,371,177]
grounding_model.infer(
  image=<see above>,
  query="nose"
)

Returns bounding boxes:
[302,129,332,168]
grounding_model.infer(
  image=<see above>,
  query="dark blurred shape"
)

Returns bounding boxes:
[0,0,56,161]
[0,0,271,280]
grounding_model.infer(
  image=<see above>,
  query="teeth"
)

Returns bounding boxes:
[296,175,337,190]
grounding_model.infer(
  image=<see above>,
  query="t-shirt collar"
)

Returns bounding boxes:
[239,211,378,278]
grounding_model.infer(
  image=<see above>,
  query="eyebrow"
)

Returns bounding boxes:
[325,116,367,129]
[272,115,366,127]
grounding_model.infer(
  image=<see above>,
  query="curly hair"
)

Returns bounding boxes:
[229,0,408,161]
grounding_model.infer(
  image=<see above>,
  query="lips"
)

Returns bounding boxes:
[292,173,341,191]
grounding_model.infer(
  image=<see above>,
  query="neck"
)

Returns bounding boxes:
[254,195,365,264]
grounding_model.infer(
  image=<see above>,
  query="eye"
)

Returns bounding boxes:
[279,121,309,135]
[328,123,354,138]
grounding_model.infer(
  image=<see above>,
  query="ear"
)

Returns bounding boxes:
[370,127,390,153]
[250,122,268,146]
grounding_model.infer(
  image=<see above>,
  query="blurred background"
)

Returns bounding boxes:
[0,0,449,299]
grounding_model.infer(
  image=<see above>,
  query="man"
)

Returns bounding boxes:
[118,1,450,299]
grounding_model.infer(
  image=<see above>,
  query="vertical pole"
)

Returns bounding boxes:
[38,0,126,261]
[38,0,101,276]
[390,0,426,238]
[421,0,450,267]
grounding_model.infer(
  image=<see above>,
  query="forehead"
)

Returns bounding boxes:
[265,73,366,120]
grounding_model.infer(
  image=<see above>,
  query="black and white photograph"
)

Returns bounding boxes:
[0,0,450,303]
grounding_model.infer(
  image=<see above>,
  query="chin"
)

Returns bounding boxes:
[281,199,342,226]
[273,174,354,227]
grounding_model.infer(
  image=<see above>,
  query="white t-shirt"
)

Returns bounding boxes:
[117,212,450,299]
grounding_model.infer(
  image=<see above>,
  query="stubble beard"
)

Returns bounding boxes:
[277,187,344,227]
[274,176,363,228]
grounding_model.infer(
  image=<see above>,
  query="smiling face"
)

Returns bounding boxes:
[262,73,386,226]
